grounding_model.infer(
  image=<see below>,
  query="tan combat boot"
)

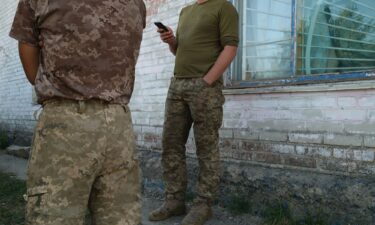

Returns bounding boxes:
[148,194,186,221]
[180,198,213,225]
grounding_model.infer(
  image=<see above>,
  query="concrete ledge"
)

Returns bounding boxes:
[5,145,30,159]
[223,80,375,95]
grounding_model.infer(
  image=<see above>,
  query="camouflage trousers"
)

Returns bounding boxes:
[26,99,140,225]
[162,77,225,203]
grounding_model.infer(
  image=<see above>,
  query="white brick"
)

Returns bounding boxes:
[364,136,375,147]
[333,149,346,159]
[271,144,295,154]
[296,146,308,155]
[333,148,351,159]
[219,129,234,139]
[277,98,310,108]
[233,130,258,140]
[310,97,337,108]
[250,99,279,109]
[324,134,362,147]
[358,96,375,107]
[289,133,323,144]
[322,110,367,122]
[260,131,288,142]
[353,150,374,162]
[337,97,357,107]
[316,148,332,158]
[305,121,344,133]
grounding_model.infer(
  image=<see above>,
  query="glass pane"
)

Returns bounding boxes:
[297,0,375,75]
[241,0,293,81]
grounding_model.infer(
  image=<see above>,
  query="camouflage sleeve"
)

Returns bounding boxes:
[141,0,146,28]
[9,0,38,46]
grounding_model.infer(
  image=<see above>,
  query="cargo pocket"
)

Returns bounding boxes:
[25,185,49,213]
[196,78,210,92]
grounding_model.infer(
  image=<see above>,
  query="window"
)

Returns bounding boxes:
[230,0,375,87]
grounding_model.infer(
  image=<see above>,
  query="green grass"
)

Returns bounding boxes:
[0,172,92,225]
[0,172,26,225]
[263,201,295,225]
[262,201,331,225]
[227,195,252,215]
[0,133,9,150]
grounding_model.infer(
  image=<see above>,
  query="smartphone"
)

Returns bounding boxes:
[154,22,169,32]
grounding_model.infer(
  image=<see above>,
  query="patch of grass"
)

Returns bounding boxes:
[0,132,9,149]
[0,172,26,225]
[263,200,332,225]
[302,211,330,225]
[228,195,252,215]
[263,201,295,225]
[0,173,92,225]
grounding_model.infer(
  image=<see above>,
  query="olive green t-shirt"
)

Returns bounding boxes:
[174,0,239,78]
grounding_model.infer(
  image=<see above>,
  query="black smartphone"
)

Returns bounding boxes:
[154,22,169,32]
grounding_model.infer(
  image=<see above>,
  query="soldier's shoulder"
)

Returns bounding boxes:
[182,3,194,11]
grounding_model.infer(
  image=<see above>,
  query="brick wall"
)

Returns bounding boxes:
[1,0,374,176]
[0,0,38,145]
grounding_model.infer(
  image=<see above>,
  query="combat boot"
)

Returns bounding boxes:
[148,193,186,221]
[180,197,213,225]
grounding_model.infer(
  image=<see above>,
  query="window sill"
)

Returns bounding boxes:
[224,71,375,95]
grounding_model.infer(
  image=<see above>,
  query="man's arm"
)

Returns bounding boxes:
[203,45,238,85]
[18,42,40,85]
[158,27,178,55]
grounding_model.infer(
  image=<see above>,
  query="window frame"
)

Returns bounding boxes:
[227,0,375,89]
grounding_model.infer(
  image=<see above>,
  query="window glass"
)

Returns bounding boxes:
[234,0,375,83]
[241,0,293,80]
[297,0,375,75]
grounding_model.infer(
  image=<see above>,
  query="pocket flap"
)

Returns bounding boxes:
[27,185,48,197]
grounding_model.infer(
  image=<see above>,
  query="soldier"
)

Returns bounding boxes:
[9,0,146,224]
[149,0,239,225]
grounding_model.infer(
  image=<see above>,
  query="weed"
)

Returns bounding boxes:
[263,200,333,225]
[228,195,252,215]
[302,211,330,225]
[0,132,9,149]
[0,172,26,225]
[263,201,295,225]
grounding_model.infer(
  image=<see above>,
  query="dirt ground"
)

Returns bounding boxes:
[141,197,261,225]
[0,152,262,225]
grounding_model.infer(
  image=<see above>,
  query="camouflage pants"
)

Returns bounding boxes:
[162,77,225,202]
[26,99,140,225]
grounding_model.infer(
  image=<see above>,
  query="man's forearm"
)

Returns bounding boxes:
[169,40,178,56]
[18,42,40,85]
[203,45,238,85]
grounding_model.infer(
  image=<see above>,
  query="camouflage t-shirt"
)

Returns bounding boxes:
[10,0,146,105]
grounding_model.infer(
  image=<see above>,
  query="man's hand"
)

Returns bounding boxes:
[157,27,178,55]
[158,27,175,45]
